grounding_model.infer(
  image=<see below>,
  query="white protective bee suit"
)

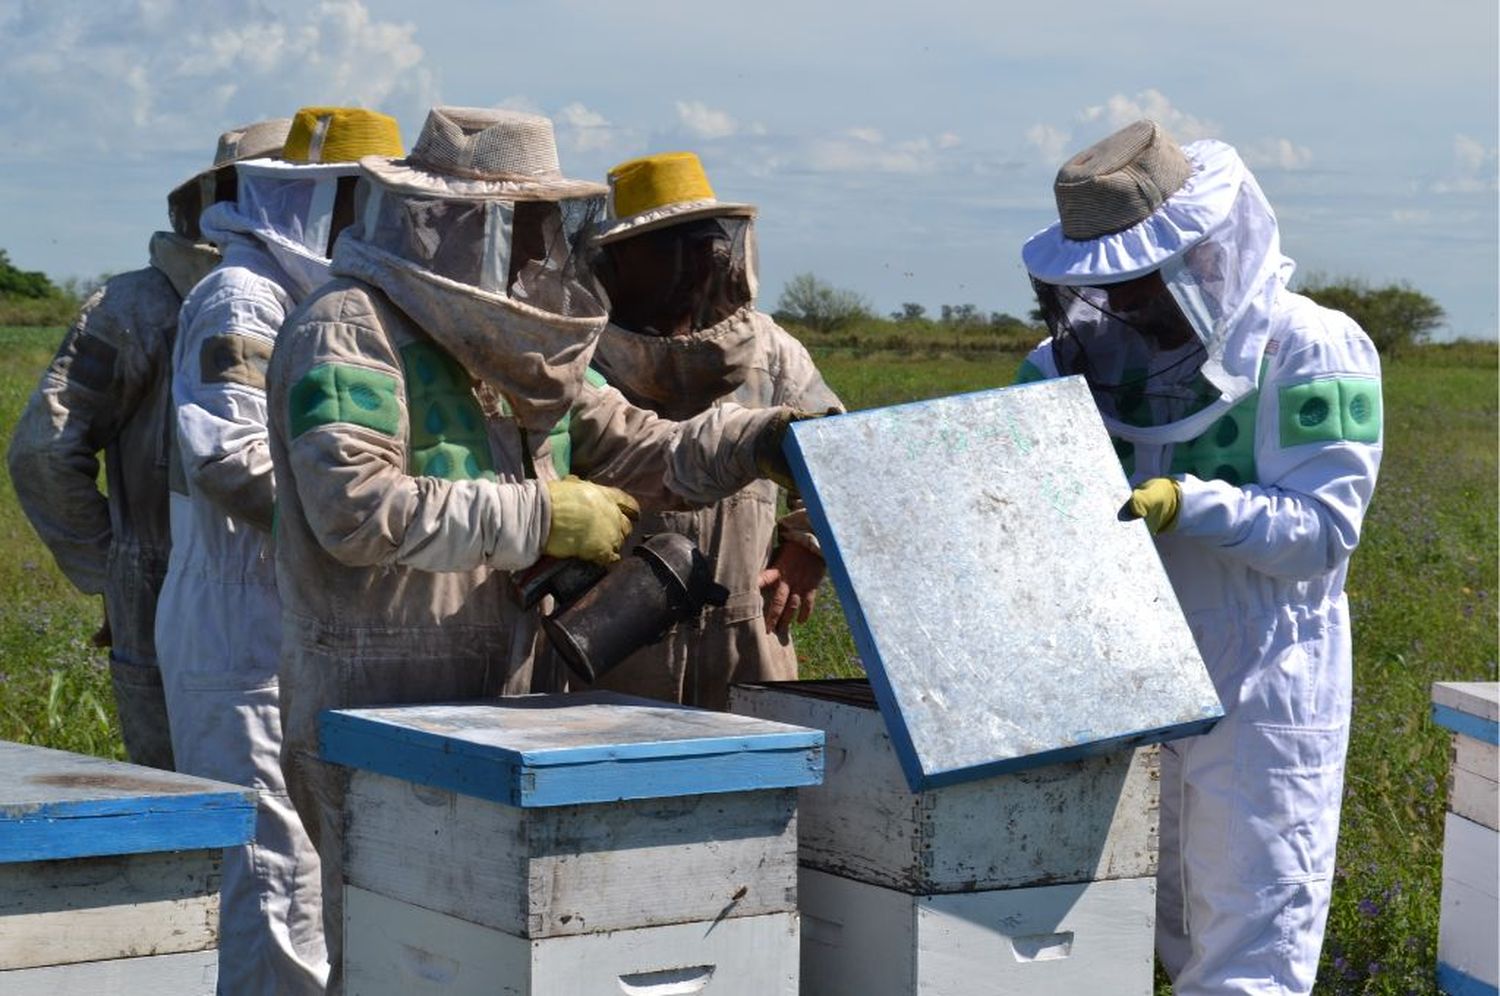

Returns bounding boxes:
[1020,127,1383,994]
[156,155,362,994]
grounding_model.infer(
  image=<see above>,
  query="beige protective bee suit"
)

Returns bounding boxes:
[266,107,791,991]
[6,120,289,771]
[590,306,840,707]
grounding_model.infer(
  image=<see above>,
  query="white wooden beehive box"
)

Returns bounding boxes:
[0,740,255,994]
[1432,681,1498,996]
[729,679,1159,996]
[320,691,824,995]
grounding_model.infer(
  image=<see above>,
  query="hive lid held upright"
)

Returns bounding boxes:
[0,741,255,863]
[784,376,1223,791]
[321,691,824,807]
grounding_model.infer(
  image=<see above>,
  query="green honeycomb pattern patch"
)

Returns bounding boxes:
[1278,377,1382,448]
[289,363,401,440]
[1170,390,1260,486]
[399,342,496,482]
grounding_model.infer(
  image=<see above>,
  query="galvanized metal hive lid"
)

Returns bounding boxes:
[785,376,1223,791]
[321,691,825,807]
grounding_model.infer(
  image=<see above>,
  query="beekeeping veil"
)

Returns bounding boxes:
[333,106,610,431]
[1022,120,1292,444]
[198,107,404,299]
[156,118,293,295]
[588,151,760,417]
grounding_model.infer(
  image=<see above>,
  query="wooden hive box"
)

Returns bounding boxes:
[0,741,255,995]
[1432,681,1498,996]
[321,691,824,995]
[729,680,1159,996]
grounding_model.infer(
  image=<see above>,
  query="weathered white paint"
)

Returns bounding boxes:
[1450,735,1499,831]
[0,848,220,970]
[728,684,1158,892]
[1433,682,1500,724]
[798,867,1156,995]
[1438,812,1500,989]
[343,885,799,995]
[344,771,797,938]
[0,948,217,995]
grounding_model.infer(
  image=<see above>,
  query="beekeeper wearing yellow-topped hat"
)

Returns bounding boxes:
[157,105,403,995]
[1018,120,1384,995]
[588,151,843,708]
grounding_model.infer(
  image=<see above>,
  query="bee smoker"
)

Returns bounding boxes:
[509,533,729,685]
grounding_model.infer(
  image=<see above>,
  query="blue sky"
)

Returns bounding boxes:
[1,0,1495,339]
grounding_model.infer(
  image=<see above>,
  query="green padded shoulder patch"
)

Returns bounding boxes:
[1278,377,1382,448]
[584,366,608,388]
[399,341,496,482]
[289,363,401,439]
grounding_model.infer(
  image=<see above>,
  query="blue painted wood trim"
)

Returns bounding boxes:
[0,792,255,863]
[1437,962,1499,996]
[784,424,930,793]
[1433,703,1500,745]
[321,712,824,807]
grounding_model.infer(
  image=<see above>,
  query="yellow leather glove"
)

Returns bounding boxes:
[543,477,640,565]
[1118,477,1182,534]
[755,408,839,490]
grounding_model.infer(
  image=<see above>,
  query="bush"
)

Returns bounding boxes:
[1297,276,1446,357]
[0,249,82,326]
[775,273,871,333]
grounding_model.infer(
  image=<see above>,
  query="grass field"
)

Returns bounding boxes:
[0,326,1495,993]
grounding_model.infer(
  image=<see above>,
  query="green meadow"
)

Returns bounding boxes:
[0,325,1494,994]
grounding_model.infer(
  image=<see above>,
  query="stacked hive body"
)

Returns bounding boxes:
[0,741,254,994]
[732,380,1225,994]
[1432,681,1499,996]
[321,692,824,995]
[731,680,1159,995]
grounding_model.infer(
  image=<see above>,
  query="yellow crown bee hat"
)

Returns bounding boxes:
[593,151,755,244]
[280,106,404,164]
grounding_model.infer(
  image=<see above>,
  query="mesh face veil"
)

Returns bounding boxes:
[597,216,755,336]
[358,185,608,319]
[230,164,363,259]
[1033,273,1219,428]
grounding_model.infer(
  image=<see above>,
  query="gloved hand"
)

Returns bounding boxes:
[544,476,641,565]
[1118,477,1182,534]
[755,408,839,490]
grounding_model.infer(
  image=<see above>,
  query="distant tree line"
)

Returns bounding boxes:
[775,271,1453,356]
[0,250,105,326]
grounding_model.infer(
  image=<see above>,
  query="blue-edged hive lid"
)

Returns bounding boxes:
[320,691,825,808]
[0,741,255,863]
[784,376,1224,792]
[1432,681,1499,745]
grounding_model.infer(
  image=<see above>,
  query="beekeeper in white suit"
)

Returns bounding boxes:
[157,105,403,994]
[1017,119,1383,994]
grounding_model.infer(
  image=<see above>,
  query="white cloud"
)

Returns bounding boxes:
[675,100,739,140]
[936,132,961,150]
[1241,137,1315,171]
[1080,89,1219,142]
[1390,209,1433,224]
[1025,123,1070,161]
[1433,134,1499,193]
[800,128,946,174]
[0,0,435,161]
[554,101,619,153]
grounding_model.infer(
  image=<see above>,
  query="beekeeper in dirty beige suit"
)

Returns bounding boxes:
[266,106,809,989]
[588,151,842,709]
[6,118,290,772]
